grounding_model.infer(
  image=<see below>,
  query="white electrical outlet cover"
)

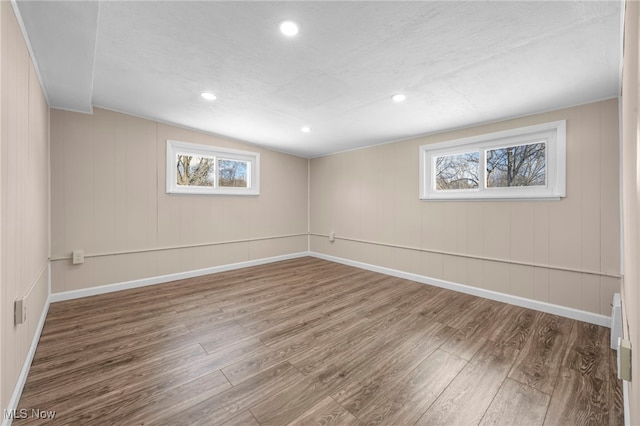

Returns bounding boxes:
[72,250,84,264]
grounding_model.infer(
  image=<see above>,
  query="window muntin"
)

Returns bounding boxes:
[167,140,259,195]
[420,121,565,200]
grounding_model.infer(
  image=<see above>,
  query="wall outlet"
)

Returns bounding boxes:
[329,232,335,242]
[14,298,26,325]
[72,249,84,265]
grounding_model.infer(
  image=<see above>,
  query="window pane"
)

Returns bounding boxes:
[176,154,215,186]
[435,152,479,190]
[486,142,546,188]
[218,158,249,188]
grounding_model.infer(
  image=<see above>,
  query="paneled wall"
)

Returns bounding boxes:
[310,99,620,316]
[50,108,308,293]
[0,1,50,414]
[621,1,639,423]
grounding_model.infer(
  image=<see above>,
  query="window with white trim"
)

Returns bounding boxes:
[420,120,566,200]
[166,140,260,195]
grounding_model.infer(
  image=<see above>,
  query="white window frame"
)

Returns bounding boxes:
[166,140,260,195]
[419,120,566,201]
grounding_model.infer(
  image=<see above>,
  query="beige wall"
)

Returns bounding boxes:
[621,1,639,423]
[49,108,308,293]
[0,1,50,414]
[310,99,620,317]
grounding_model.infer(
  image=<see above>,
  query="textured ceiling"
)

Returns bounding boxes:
[16,1,622,158]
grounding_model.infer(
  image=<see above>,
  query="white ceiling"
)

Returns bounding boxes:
[16,1,622,158]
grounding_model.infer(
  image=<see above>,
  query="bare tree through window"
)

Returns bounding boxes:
[435,152,480,190]
[167,140,260,195]
[486,142,545,188]
[176,155,215,186]
[420,121,564,200]
[218,159,248,188]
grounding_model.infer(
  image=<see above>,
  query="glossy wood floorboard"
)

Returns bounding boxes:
[16,257,622,425]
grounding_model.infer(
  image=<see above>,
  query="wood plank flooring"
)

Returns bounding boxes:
[15,257,623,425]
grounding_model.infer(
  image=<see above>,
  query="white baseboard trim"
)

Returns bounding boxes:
[310,252,611,327]
[50,251,312,303]
[2,298,51,426]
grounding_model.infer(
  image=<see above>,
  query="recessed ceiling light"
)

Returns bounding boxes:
[301,126,311,133]
[280,21,299,37]
[201,92,216,101]
[392,94,406,103]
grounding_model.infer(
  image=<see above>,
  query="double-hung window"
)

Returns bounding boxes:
[420,120,566,200]
[166,140,260,195]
